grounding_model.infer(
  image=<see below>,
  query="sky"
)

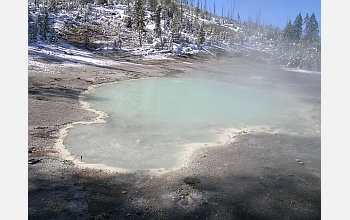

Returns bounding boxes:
[200,0,321,31]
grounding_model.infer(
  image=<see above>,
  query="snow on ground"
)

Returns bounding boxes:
[28,42,120,68]
[283,67,321,75]
[131,47,172,60]
[130,41,201,61]
[142,53,175,60]
[145,23,156,32]
[27,41,198,73]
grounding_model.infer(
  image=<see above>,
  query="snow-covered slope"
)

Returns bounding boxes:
[27,1,321,72]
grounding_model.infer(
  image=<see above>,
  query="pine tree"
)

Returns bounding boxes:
[48,0,57,13]
[124,0,132,28]
[113,38,117,50]
[49,26,59,45]
[28,5,38,43]
[170,14,180,45]
[303,13,309,26]
[213,1,216,16]
[134,0,146,46]
[125,0,131,14]
[28,21,38,43]
[154,5,162,38]
[84,27,90,49]
[282,20,293,43]
[116,23,122,50]
[292,12,303,43]
[97,0,108,5]
[195,0,200,17]
[179,0,183,23]
[304,13,320,44]
[198,21,205,46]
[38,6,50,42]
[148,0,158,12]
[221,3,224,18]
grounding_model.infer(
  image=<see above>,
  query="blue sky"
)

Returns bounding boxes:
[197,0,321,30]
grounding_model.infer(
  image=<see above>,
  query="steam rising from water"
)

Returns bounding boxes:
[63,76,309,171]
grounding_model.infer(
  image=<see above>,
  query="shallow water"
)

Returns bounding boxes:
[63,75,311,171]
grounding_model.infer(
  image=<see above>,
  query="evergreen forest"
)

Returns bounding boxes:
[28,0,321,71]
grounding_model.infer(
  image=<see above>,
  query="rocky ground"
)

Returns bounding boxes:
[27,48,321,219]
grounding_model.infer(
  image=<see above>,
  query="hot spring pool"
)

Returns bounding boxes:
[62,77,303,171]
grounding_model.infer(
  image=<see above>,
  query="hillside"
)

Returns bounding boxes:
[28,0,321,72]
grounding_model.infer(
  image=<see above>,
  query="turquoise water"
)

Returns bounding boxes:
[63,77,296,170]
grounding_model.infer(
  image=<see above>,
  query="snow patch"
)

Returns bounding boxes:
[283,67,321,75]
[28,43,120,67]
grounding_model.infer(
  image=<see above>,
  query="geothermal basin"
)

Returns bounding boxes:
[62,58,321,173]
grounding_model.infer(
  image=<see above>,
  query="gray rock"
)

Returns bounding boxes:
[184,177,201,185]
